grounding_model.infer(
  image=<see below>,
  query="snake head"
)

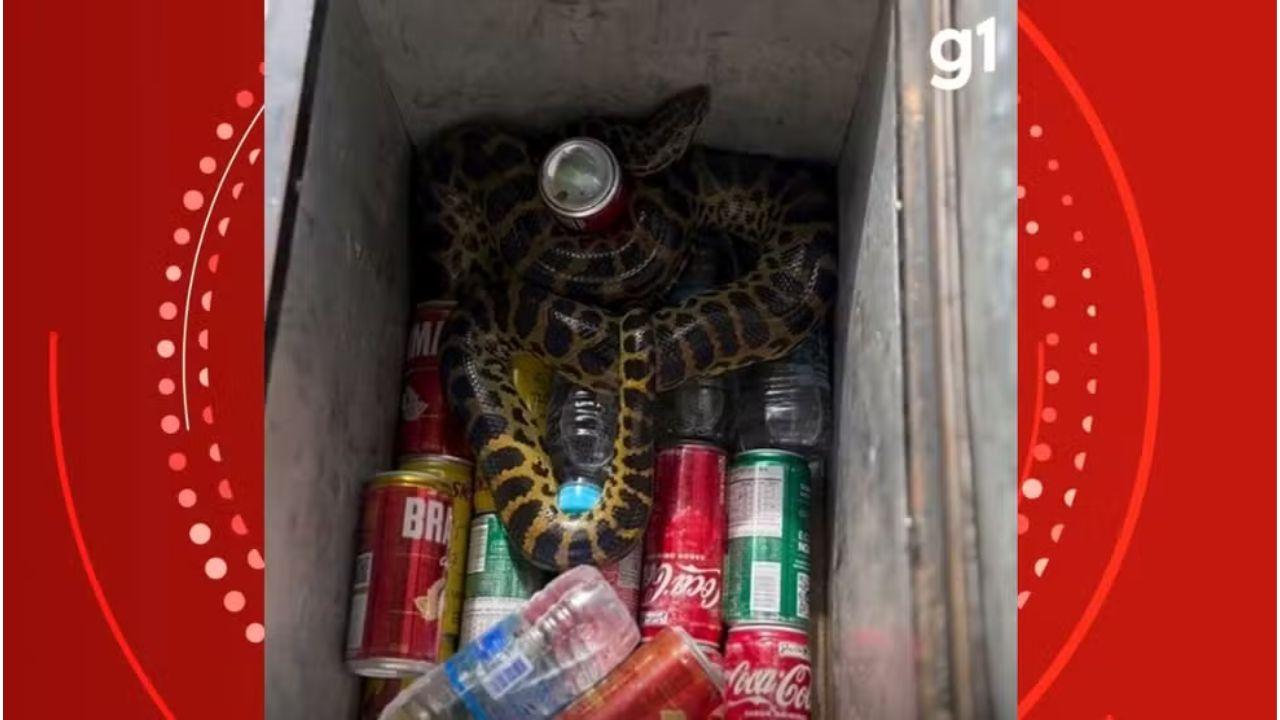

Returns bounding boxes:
[572,86,710,178]
[621,85,711,176]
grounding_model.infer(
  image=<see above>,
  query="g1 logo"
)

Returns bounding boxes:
[930,16,997,91]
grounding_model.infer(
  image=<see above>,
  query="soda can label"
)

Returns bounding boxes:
[640,443,727,647]
[346,471,460,676]
[598,542,643,617]
[724,450,811,627]
[399,301,471,460]
[459,510,546,645]
[724,624,812,719]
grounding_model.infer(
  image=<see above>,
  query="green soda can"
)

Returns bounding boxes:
[724,449,812,627]
[457,479,547,645]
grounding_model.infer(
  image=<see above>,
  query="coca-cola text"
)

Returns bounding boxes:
[725,661,811,714]
[641,562,720,610]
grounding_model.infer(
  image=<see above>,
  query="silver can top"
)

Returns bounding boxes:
[539,138,620,218]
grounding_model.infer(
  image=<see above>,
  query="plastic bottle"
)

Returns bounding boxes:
[658,236,736,449]
[379,565,640,720]
[735,326,832,456]
[544,376,618,514]
[543,376,643,617]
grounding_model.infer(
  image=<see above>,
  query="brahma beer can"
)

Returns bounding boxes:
[538,137,628,233]
[399,301,471,461]
[558,626,724,720]
[724,449,811,627]
[640,442,726,649]
[346,470,461,677]
[724,624,812,719]
[458,476,547,645]
[398,455,473,659]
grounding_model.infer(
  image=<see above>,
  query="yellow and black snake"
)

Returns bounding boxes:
[421,88,837,571]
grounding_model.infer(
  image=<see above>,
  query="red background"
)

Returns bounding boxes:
[5,1,263,717]
[1018,0,1276,716]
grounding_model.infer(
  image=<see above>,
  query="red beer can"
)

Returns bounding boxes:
[558,626,724,720]
[598,541,643,618]
[640,442,726,648]
[724,624,812,719]
[538,138,629,233]
[399,301,471,461]
[346,471,459,677]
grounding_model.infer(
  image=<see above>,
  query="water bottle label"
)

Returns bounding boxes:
[473,616,515,662]
[445,659,490,720]
[479,650,535,699]
[444,615,522,720]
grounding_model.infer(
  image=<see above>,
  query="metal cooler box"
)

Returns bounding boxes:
[265,0,1015,716]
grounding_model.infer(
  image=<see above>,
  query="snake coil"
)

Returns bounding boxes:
[421,88,838,571]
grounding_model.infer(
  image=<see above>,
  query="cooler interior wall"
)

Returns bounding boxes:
[266,0,914,717]
[265,0,412,714]
[355,0,883,160]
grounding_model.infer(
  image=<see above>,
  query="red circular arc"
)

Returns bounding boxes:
[48,331,177,719]
[1018,10,1162,717]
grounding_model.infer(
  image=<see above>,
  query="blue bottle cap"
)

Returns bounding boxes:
[557,482,602,514]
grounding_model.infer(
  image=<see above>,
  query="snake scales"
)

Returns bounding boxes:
[417,88,837,571]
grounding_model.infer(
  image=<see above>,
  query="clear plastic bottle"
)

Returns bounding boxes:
[545,376,618,514]
[658,237,736,449]
[380,565,640,720]
[735,327,832,456]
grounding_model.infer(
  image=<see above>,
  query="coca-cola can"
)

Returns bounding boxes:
[724,624,812,719]
[399,301,471,461]
[558,626,724,720]
[640,442,726,648]
[345,471,460,677]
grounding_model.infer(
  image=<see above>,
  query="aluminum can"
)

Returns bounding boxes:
[558,626,724,720]
[538,137,628,232]
[598,541,643,618]
[724,450,811,627]
[397,455,473,659]
[458,477,547,645]
[399,301,471,460]
[511,352,553,428]
[724,624,812,719]
[640,442,727,647]
[346,470,461,677]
